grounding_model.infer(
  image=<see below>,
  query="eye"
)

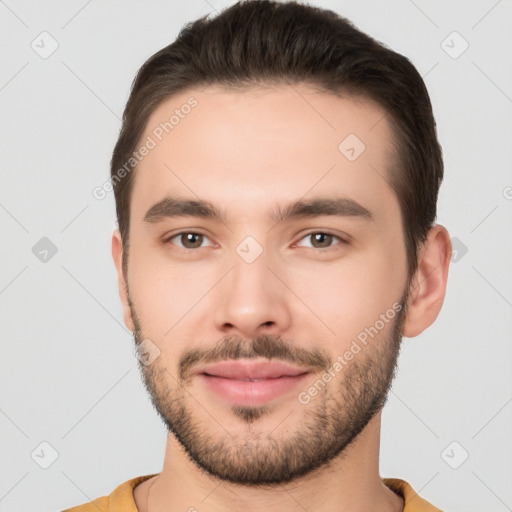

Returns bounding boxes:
[165,232,214,249]
[295,232,347,249]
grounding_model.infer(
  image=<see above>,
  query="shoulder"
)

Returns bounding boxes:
[61,474,159,512]
[62,496,109,512]
[383,478,443,512]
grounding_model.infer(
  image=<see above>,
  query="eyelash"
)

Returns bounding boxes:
[163,231,349,251]
[294,231,348,249]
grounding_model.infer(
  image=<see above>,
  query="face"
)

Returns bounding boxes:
[118,83,411,485]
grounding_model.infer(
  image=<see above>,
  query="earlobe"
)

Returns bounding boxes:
[111,229,135,332]
[402,225,452,338]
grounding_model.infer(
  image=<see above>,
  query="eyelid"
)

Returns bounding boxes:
[162,229,350,250]
[294,230,350,248]
[163,230,216,248]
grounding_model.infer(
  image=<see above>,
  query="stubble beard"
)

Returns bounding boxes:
[130,296,406,486]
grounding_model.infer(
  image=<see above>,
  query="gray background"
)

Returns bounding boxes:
[1,1,511,511]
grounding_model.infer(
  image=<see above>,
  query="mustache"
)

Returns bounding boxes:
[178,334,332,382]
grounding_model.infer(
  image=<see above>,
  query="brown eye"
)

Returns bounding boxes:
[310,233,334,248]
[296,232,345,249]
[167,232,210,249]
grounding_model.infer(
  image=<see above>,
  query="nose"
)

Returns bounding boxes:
[212,249,292,339]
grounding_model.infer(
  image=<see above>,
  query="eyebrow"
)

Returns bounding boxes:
[142,196,374,224]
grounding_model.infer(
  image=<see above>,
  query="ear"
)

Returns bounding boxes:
[402,224,452,338]
[112,229,135,332]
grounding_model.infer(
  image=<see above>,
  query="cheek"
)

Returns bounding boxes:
[127,244,221,336]
[286,247,404,344]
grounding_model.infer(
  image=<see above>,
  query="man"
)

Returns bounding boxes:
[64,1,451,510]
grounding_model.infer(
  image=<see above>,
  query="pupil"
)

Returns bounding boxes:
[314,233,331,247]
[184,233,202,248]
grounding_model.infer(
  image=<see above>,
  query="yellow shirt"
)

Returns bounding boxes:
[62,474,442,511]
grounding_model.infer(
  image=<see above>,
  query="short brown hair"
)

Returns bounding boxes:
[111,0,443,282]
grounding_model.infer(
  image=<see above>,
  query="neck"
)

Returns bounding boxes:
[135,413,403,512]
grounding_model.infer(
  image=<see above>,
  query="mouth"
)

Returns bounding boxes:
[198,359,310,379]
[195,360,311,407]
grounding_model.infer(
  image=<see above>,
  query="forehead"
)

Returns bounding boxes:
[129,83,398,225]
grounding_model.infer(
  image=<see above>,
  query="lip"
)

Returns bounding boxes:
[196,360,311,407]
[197,360,311,380]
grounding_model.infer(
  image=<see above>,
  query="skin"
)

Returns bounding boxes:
[111,83,452,512]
